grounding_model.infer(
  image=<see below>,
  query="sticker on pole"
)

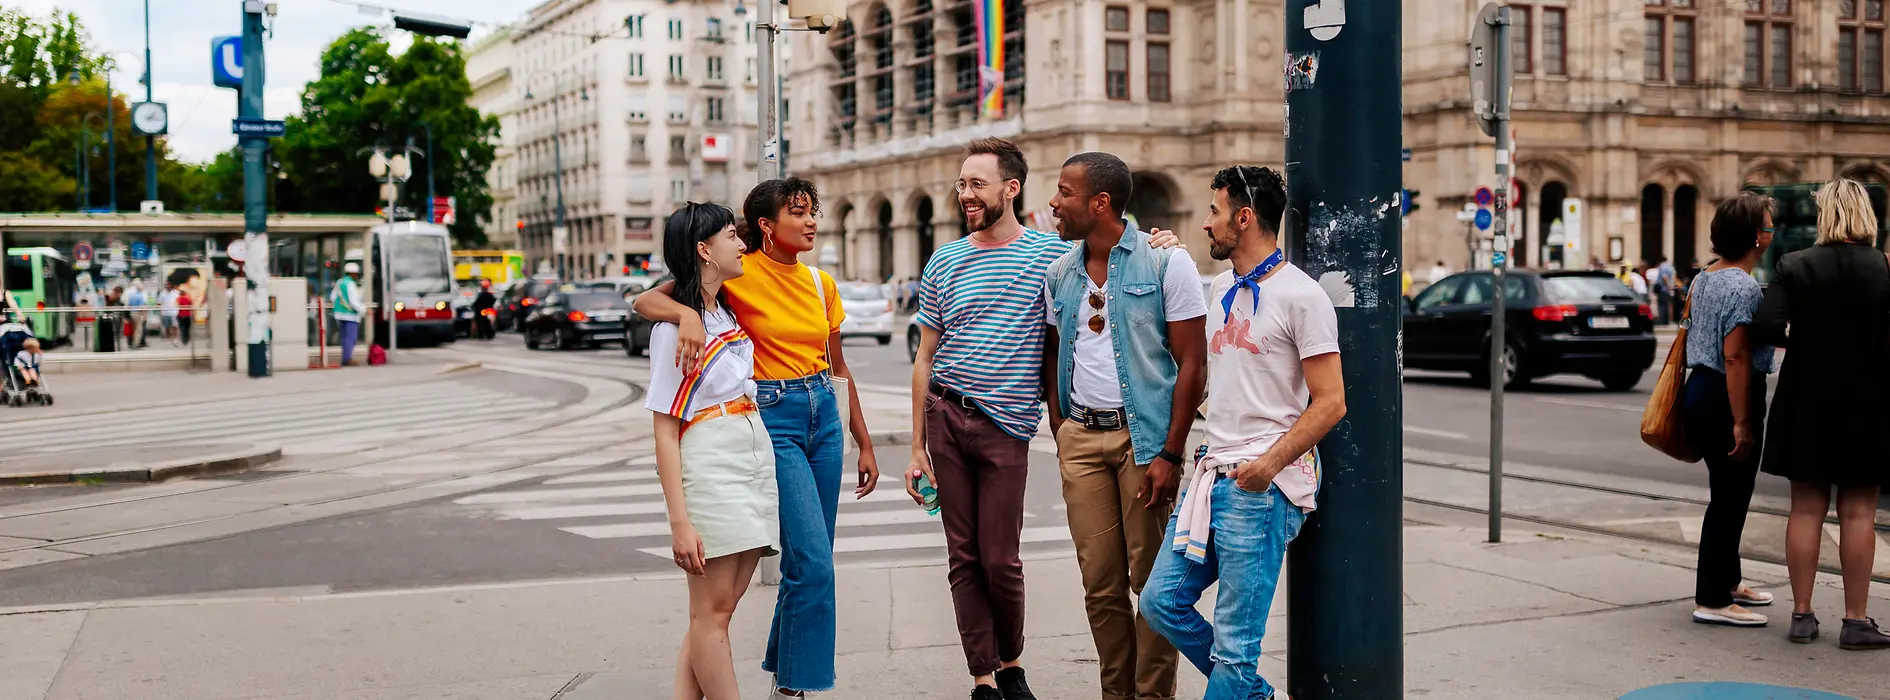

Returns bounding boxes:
[1474,209,1493,231]
[1492,251,1507,267]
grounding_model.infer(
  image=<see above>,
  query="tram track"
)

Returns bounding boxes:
[1403,457,1890,585]
[0,357,648,558]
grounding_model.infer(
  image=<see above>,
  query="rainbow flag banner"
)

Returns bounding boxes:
[975,0,1005,119]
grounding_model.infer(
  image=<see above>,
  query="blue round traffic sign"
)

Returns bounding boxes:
[1474,209,1493,231]
[130,242,149,261]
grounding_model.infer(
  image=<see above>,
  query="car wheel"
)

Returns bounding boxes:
[553,329,569,351]
[1599,371,1643,392]
[1500,343,1530,390]
[877,335,892,346]
[906,327,920,362]
[525,330,540,350]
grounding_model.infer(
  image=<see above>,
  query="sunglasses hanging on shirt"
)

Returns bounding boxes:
[1087,291,1106,333]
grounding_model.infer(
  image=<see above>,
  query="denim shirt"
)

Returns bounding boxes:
[1685,267,1776,374]
[1047,228,1177,465]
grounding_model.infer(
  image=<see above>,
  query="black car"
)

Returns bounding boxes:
[523,291,633,350]
[621,276,671,357]
[499,278,559,332]
[1403,270,1656,390]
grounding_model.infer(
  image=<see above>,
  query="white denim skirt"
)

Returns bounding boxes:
[681,412,780,560]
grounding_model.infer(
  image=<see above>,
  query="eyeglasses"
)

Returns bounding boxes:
[1086,291,1105,333]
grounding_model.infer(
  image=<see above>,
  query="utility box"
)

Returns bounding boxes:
[232,276,308,374]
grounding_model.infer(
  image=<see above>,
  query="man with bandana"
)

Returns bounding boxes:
[1139,165,1347,700]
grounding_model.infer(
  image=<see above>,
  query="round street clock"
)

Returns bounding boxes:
[131,102,168,136]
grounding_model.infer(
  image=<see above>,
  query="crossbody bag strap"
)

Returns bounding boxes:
[809,265,830,361]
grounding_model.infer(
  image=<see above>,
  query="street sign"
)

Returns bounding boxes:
[1492,251,1507,267]
[1562,198,1584,249]
[1468,3,1509,138]
[1474,187,1494,207]
[130,242,149,261]
[232,118,286,138]
[227,240,248,263]
[431,197,456,225]
[73,241,93,268]
[212,36,243,89]
[1474,209,1493,231]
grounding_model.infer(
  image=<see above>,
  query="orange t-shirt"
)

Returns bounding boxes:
[723,251,846,380]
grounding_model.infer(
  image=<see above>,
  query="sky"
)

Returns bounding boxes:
[14,0,524,163]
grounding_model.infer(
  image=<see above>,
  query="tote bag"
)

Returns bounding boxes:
[810,266,854,448]
[1640,295,1700,462]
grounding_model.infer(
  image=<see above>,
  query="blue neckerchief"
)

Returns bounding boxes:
[1222,249,1285,322]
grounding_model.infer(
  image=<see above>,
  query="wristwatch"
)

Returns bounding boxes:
[1156,448,1184,466]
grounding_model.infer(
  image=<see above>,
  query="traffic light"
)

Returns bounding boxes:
[1402,189,1421,216]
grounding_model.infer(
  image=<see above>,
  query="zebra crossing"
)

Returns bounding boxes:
[6,380,561,457]
[450,455,1076,561]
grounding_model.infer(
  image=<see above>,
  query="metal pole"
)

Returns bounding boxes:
[1284,0,1404,697]
[106,70,117,213]
[385,162,399,355]
[240,0,271,377]
[757,0,780,182]
[144,0,157,204]
[550,81,568,281]
[1488,6,1513,543]
[423,123,435,224]
[76,128,86,212]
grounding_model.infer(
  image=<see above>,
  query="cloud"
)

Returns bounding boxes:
[14,0,523,162]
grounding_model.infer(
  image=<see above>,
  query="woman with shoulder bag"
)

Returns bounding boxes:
[1750,179,1890,650]
[1680,193,1777,628]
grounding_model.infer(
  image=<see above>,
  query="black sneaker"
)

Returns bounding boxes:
[995,667,1037,700]
[971,685,1003,700]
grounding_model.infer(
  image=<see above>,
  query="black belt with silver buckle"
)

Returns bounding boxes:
[1070,403,1127,431]
[929,381,982,412]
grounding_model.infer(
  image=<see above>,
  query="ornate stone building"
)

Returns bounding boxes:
[1407,0,1890,271]
[791,0,1890,279]
[787,0,1284,280]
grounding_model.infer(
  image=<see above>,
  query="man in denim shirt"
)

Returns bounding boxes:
[1141,166,1346,700]
[1042,152,1208,700]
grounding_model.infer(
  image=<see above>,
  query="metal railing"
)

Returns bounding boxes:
[4,305,208,363]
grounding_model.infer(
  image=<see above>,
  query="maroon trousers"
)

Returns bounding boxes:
[924,391,1031,677]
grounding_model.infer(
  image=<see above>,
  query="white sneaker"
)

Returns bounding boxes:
[1731,588,1774,607]
[1693,606,1768,627]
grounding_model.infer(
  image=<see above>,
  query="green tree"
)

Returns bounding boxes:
[279,28,499,245]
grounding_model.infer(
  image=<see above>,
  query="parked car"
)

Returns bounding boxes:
[1403,270,1656,390]
[522,291,632,350]
[581,276,658,302]
[837,282,895,345]
[620,276,670,357]
[499,277,559,332]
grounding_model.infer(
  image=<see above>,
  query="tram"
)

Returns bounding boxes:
[367,221,458,346]
[2,247,75,345]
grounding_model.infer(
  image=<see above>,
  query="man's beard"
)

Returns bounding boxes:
[1209,233,1236,261]
[968,194,1006,232]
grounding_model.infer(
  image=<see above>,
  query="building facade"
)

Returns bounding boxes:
[466,26,519,250]
[792,0,1890,281]
[511,0,769,280]
[787,0,1283,282]
[1408,0,1890,273]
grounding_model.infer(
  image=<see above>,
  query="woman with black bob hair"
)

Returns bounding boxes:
[635,179,878,698]
[642,202,780,699]
[1680,192,1777,629]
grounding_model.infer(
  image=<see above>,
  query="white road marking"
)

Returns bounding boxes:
[1534,397,1643,412]
[563,507,941,539]
[636,525,1073,558]
[1403,425,1470,440]
[543,470,659,485]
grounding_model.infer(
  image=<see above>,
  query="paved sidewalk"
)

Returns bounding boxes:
[23,357,470,421]
[5,509,1885,700]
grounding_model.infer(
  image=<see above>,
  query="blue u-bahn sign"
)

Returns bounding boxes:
[212,36,243,89]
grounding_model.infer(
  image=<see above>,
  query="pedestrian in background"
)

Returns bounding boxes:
[159,282,180,344]
[1751,179,1890,650]
[1142,165,1345,699]
[1680,193,1777,629]
[644,202,778,700]
[471,279,497,340]
[1627,263,1650,299]
[635,179,880,700]
[1042,152,1207,700]
[1656,258,1679,324]
[331,263,365,366]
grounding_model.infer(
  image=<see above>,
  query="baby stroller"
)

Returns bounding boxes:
[0,318,49,407]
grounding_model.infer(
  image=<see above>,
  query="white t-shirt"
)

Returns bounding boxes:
[1628,272,1649,295]
[1202,263,1341,512]
[1042,247,1208,408]
[159,290,180,317]
[1643,267,1661,289]
[644,306,758,419]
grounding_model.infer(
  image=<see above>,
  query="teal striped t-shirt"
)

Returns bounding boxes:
[916,228,1073,440]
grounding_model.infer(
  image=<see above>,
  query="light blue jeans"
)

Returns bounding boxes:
[1140,477,1305,700]
[755,373,844,693]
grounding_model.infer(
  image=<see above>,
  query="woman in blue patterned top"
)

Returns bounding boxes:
[1681,192,1776,629]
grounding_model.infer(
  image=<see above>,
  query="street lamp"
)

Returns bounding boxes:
[523,78,588,280]
[77,112,107,213]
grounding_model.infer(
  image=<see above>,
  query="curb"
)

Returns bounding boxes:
[0,444,283,487]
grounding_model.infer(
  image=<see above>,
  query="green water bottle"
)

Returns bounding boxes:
[911,469,940,516]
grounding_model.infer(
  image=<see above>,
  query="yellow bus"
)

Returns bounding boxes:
[452,249,525,287]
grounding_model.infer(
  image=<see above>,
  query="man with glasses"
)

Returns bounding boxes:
[907,139,1184,700]
[1039,152,1206,700]
[1140,165,1345,700]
